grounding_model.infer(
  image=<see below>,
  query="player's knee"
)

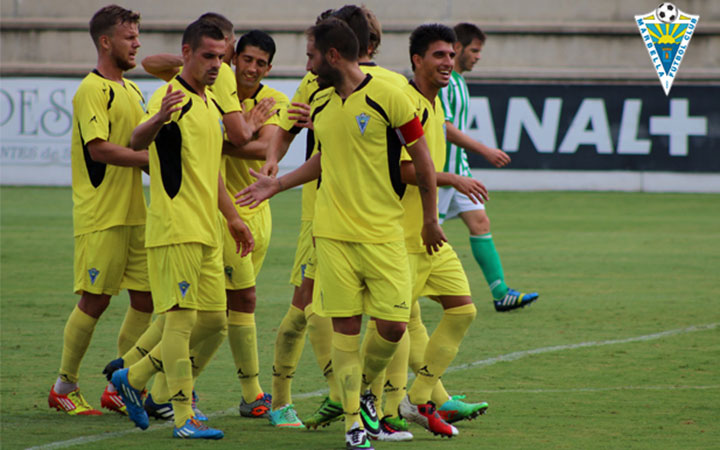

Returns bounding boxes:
[78,292,111,318]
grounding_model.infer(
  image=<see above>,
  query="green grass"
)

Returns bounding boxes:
[1,187,719,449]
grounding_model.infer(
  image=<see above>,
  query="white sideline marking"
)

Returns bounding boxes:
[464,385,720,394]
[26,322,719,449]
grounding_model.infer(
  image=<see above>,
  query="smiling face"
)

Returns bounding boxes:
[183,36,226,87]
[234,44,271,89]
[107,21,141,71]
[413,40,455,89]
[456,38,483,73]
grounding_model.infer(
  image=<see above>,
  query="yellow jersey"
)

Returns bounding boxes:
[71,70,147,236]
[277,72,332,221]
[223,83,289,220]
[400,81,447,253]
[312,74,424,243]
[143,75,225,248]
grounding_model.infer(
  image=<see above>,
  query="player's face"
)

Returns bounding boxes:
[417,40,455,89]
[458,38,483,72]
[306,38,340,89]
[108,21,140,71]
[234,45,272,89]
[305,37,321,75]
[184,36,225,87]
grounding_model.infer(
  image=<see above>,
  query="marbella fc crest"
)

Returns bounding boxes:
[635,3,699,95]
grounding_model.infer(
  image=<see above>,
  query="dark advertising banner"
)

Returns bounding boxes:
[463,84,719,173]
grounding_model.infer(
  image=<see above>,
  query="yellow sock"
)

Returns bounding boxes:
[383,330,410,418]
[189,311,228,377]
[150,373,170,403]
[408,303,476,404]
[228,310,263,402]
[361,321,386,415]
[161,309,197,427]
[59,305,98,383]
[431,380,451,406]
[306,304,342,403]
[407,301,429,374]
[122,314,164,366]
[361,322,399,392]
[128,343,163,390]
[332,332,362,432]
[272,305,307,409]
[117,306,152,357]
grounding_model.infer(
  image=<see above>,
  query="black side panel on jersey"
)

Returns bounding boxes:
[155,122,183,199]
[421,108,429,126]
[78,121,107,188]
[365,95,390,124]
[107,87,115,110]
[385,126,406,199]
[128,83,145,104]
[178,99,193,121]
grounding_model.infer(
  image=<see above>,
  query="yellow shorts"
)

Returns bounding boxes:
[223,206,272,290]
[148,242,225,313]
[313,238,411,322]
[409,242,471,301]
[289,220,316,287]
[73,225,149,296]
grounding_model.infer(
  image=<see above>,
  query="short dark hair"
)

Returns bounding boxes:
[454,23,486,47]
[182,19,225,51]
[409,23,456,70]
[331,5,370,59]
[315,8,335,25]
[89,4,140,48]
[308,18,359,62]
[236,30,277,64]
[198,12,233,36]
[362,6,382,58]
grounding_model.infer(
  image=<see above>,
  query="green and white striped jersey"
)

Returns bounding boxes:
[439,70,472,177]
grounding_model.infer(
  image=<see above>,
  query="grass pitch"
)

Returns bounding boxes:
[1,187,719,449]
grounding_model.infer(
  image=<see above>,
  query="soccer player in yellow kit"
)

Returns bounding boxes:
[49,5,153,417]
[221,29,289,419]
[120,13,273,420]
[237,18,445,450]
[393,24,488,438]
[111,19,253,440]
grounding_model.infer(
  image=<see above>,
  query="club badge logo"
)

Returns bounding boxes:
[635,3,699,95]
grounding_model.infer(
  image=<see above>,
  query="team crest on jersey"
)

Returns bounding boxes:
[178,280,190,298]
[635,3,699,95]
[88,268,99,284]
[356,113,370,135]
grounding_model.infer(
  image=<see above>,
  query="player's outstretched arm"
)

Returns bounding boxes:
[141,54,182,81]
[131,85,185,149]
[405,136,447,255]
[86,139,149,167]
[236,152,321,209]
[261,127,294,177]
[445,121,511,168]
[223,97,276,149]
[287,102,313,130]
[223,124,278,160]
[401,163,489,205]
[218,173,254,257]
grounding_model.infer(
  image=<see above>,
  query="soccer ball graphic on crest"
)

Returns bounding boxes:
[656,2,678,23]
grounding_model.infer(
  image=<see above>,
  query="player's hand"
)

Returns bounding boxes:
[235,168,281,209]
[453,176,489,204]
[483,147,511,168]
[260,159,279,177]
[157,84,185,123]
[245,97,276,133]
[227,216,254,257]
[288,102,313,130]
[421,221,447,255]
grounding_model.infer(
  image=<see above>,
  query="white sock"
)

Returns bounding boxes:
[53,377,77,395]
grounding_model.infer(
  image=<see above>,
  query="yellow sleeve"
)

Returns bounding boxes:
[75,80,111,143]
[210,63,242,114]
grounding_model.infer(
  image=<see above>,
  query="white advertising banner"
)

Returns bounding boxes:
[0,77,307,185]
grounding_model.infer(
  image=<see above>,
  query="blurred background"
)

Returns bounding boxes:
[1,0,719,190]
